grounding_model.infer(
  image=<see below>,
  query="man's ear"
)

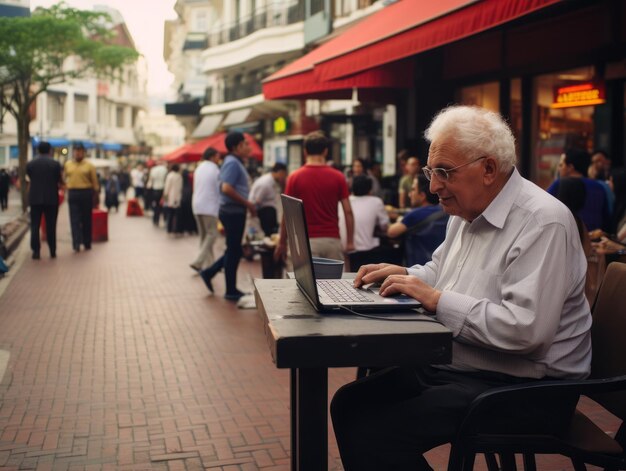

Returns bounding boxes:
[483,157,499,185]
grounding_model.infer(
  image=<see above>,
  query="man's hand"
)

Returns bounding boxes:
[353,263,407,288]
[274,243,286,263]
[345,242,355,253]
[592,236,625,255]
[246,201,257,218]
[379,274,442,313]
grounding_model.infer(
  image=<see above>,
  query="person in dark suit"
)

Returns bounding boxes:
[26,141,63,259]
[0,168,10,211]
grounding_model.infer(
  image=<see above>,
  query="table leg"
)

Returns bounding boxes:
[290,367,328,471]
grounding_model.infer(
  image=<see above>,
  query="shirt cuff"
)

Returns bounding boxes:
[406,266,421,277]
[436,290,476,337]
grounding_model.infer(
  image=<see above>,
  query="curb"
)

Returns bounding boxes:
[0,214,29,275]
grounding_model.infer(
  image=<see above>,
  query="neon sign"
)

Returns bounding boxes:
[552,82,605,108]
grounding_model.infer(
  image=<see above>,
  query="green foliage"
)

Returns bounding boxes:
[0,1,138,98]
[0,1,140,211]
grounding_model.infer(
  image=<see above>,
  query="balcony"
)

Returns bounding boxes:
[223,82,263,103]
[208,3,304,48]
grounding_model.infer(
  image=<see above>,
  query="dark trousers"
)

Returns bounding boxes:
[0,190,7,210]
[165,206,178,233]
[257,206,278,236]
[151,189,163,226]
[30,204,58,256]
[68,189,93,249]
[330,366,577,471]
[203,209,246,295]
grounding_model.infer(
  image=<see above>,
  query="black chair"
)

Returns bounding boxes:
[448,262,626,471]
[347,243,403,273]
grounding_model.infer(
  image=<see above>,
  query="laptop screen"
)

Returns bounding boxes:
[280,194,320,307]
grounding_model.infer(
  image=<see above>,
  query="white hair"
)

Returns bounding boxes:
[424,105,517,172]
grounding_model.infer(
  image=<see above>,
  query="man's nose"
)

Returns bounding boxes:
[429,175,444,193]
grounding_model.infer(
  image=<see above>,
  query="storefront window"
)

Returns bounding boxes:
[459,82,500,111]
[329,122,347,167]
[532,66,597,189]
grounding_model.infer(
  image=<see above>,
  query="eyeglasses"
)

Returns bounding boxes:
[422,156,487,182]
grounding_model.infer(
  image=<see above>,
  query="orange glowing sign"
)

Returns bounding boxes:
[552,82,605,108]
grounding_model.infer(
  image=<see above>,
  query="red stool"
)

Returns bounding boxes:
[126,198,144,217]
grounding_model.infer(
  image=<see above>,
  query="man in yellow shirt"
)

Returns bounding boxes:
[64,142,99,252]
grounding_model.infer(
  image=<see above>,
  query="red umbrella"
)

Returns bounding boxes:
[163,132,263,164]
[161,144,197,164]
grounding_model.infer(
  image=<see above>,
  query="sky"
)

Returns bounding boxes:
[30,0,178,103]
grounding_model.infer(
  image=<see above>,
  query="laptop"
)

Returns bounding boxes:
[281,194,422,313]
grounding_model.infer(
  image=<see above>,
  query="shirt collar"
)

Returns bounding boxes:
[478,167,522,229]
[228,153,243,163]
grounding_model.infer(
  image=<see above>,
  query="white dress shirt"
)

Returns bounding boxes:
[407,169,591,380]
[147,165,167,191]
[192,160,220,217]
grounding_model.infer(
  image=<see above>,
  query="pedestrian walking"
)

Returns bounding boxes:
[146,161,167,226]
[64,142,99,252]
[190,147,221,272]
[26,141,63,259]
[200,132,257,301]
[104,172,121,212]
[130,164,146,202]
[0,168,10,211]
[176,168,197,234]
[162,164,183,234]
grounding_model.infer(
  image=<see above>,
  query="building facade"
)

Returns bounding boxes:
[0,4,148,168]
[264,0,626,190]
[31,7,149,164]
[164,0,384,172]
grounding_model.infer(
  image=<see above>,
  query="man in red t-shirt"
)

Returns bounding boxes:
[276,130,354,262]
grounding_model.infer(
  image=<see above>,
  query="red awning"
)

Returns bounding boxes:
[263,59,414,100]
[263,0,563,100]
[161,144,195,164]
[161,132,263,164]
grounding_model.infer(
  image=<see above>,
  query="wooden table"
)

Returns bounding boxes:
[254,278,452,471]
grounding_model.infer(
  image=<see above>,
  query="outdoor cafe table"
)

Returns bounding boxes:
[254,278,453,471]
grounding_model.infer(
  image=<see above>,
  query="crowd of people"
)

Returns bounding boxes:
[10,104,626,469]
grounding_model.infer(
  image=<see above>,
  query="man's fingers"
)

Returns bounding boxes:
[354,264,376,287]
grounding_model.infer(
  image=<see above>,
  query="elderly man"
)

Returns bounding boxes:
[331,106,592,470]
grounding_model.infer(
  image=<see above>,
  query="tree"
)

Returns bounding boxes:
[0,2,139,211]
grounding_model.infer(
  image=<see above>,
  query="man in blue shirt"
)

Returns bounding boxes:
[387,174,448,266]
[200,132,257,301]
[547,148,610,232]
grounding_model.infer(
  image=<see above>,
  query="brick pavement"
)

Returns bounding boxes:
[0,188,23,227]
[0,199,620,470]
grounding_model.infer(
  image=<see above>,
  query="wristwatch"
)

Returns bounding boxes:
[616,249,626,256]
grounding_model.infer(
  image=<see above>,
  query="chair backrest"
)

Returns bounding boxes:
[404,211,448,266]
[348,245,403,272]
[589,261,626,420]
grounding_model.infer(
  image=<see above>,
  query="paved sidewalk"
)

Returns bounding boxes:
[0,188,24,227]
[0,200,619,470]
[0,201,354,470]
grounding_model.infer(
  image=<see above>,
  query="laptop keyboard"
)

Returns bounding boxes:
[317,279,374,303]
